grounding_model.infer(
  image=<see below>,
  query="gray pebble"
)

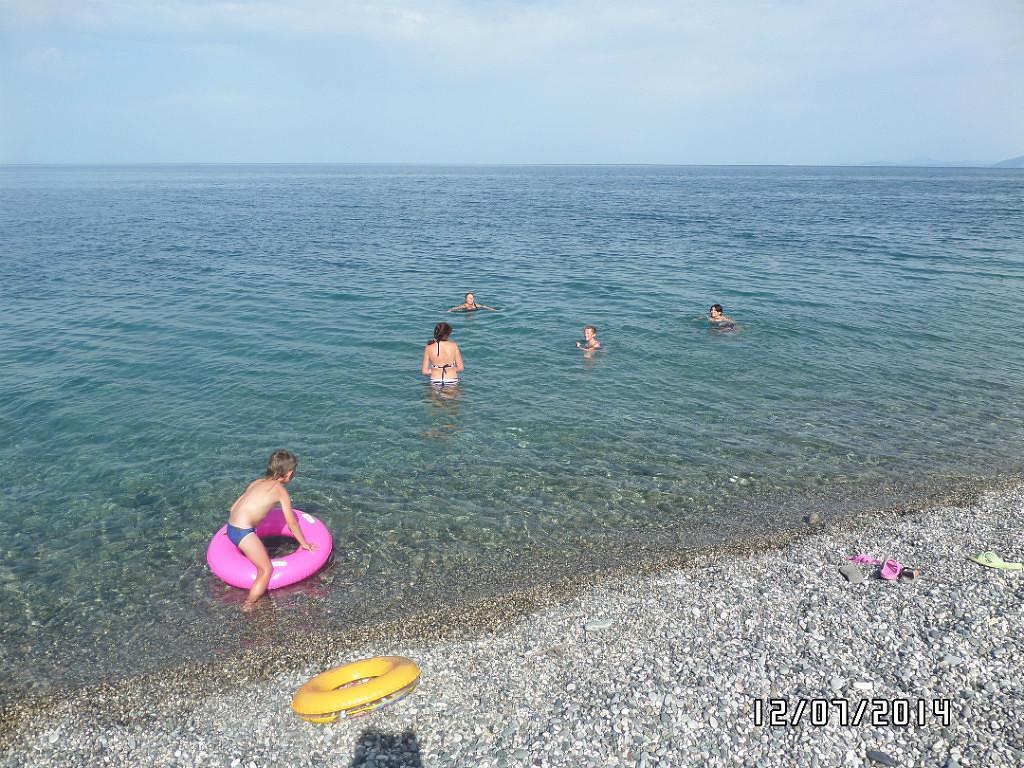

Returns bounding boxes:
[866,750,897,766]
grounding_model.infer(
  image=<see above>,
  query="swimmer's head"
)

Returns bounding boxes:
[583,325,597,339]
[465,292,475,305]
[433,322,453,342]
[265,449,298,481]
[709,304,724,319]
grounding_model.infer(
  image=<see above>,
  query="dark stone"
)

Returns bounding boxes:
[866,750,897,766]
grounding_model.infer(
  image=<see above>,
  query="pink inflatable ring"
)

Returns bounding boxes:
[207,507,333,590]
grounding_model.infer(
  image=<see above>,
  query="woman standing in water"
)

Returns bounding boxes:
[421,322,464,386]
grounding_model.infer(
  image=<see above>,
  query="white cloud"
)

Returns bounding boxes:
[7,1,1022,125]
[2,0,1021,162]
[3,1,1021,71]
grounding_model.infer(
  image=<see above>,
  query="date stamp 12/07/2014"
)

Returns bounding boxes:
[753,698,953,727]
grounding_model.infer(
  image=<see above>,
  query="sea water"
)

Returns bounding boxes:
[1,164,1022,697]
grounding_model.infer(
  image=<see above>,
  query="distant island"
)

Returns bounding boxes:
[993,154,1024,168]
[854,154,1024,168]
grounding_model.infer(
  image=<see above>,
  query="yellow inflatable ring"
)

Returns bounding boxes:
[291,656,420,723]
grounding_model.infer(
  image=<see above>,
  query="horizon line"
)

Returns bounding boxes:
[0,160,1016,169]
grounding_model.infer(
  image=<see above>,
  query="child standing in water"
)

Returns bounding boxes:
[227,450,316,611]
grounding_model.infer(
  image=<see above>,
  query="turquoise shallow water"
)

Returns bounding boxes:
[1,164,1023,696]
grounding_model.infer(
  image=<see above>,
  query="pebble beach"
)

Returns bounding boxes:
[2,483,1022,768]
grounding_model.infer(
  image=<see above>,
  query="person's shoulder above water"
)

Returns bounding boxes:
[707,303,739,331]
[448,292,498,312]
[576,324,601,351]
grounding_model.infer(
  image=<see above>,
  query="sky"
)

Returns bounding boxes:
[0,0,1021,165]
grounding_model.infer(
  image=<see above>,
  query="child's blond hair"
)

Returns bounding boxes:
[265,449,298,479]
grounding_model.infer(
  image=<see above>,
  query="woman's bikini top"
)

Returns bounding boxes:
[430,340,457,381]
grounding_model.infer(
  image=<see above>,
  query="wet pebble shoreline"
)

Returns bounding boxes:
[3,485,1023,768]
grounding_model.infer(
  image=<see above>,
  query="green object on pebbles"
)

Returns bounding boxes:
[968,551,1024,570]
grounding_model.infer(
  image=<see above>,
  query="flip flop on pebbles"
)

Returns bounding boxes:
[879,559,903,580]
[968,551,1024,570]
[845,553,882,565]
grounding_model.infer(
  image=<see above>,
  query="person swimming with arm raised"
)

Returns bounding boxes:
[448,292,497,313]
[227,450,316,611]
[421,322,464,386]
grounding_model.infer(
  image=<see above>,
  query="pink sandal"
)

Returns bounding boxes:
[846,554,883,565]
[879,559,903,580]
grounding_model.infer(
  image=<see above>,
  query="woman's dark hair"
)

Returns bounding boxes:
[710,304,724,313]
[433,322,452,342]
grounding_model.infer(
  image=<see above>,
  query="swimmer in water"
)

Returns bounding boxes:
[422,322,464,386]
[708,304,737,331]
[448,292,497,313]
[576,325,601,351]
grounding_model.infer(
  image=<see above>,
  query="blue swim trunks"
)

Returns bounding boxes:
[226,522,255,547]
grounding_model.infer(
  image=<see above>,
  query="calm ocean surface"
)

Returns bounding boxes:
[1,164,1022,697]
